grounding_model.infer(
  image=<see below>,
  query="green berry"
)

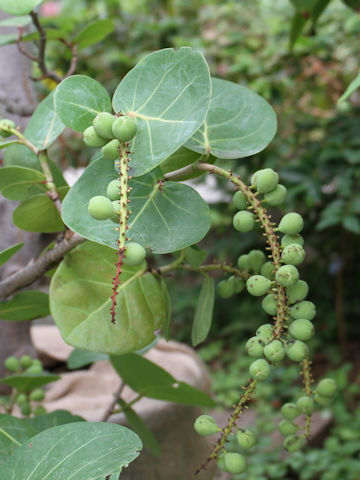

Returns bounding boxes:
[29,389,45,402]
[246,275,271,296]
[0,119,16,137]
[217,279,235,298]
[249,358,271,381]
[20,355,33,368]
[233,211,254,232]
[262,294,277,316]
[83,126,108,148]
[106,179,121,201]
[16,393,28,405]
[281,244,306,266]
[246,336,265,358]
[281,234,304,248]
[217,454,227,472]
[289,319,314,341]
[102,139,121,160]
[237,429,256,449]
[20,402,31,416]
[290,301,316,320]
[228,276,244,294]
[26,364,43,374]
[194,415,219,436]
[264,184,287,206]
[316,378,337,397]
[286,340,309,362]
[255,168,279,194]
[264,340,285,363]
[278,213,304,235]
[251,169,265,185]
[256,324,273,343]
[112,116,137,142]
[279,419,299,437]
[286,280,309,304]
[260,261,275,280]
[281,403,300,420]
[296,396,314,414]
[93,112,116,139]
[237,254,249,270]
[314,393,333,407]
[88,196,114,220]
[275,265,299,287]
[284,434,305,452]
[124,242,146,266]
[223,452,246,474]
[248,250,266,273]
[232,190,247,210]
[34,405,47,416]
[4,356,20,372]
[111,201,121,223]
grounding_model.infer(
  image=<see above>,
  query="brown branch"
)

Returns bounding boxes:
[60,38,78,78]
[100,381,125,422]
[0,233,85,301]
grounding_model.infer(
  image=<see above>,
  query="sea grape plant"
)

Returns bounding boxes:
[0,44,337,476]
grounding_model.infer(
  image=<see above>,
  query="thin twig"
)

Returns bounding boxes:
[101,382,125,422]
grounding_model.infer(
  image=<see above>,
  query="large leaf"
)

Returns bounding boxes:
[0,0,43,15]
[112,47,211,176]
[54,75,112,132]
[28,410,85,432]
[0,422,142,479]
[0,414,37,464]
[0,15,31,27]
[50,241,167,354]
[0,166,46,201]
[191,275,215,346]
[0,243,23,267]
[185,77,277,159]
[0,373,60,392]
[0,291,49,321]
[111,353,215,407]
[24,91,65,150]
[73,19,115,51]
[61,158,211,254]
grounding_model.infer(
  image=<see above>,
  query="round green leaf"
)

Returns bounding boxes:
[61,158,211,254]
[186,77,277,159]
[112,47,211,176]
[0,414,38,463]
[73,19,115,51]
[50,241,167,354]
[0,166,46,201]
[54,75,112,132]
[0,0,42,15]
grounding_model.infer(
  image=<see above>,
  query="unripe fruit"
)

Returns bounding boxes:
[223,452,246,474]
[314,393,333,407]
[286,280,309,304]
[264,184,287,206]
[217,279,234,299]
[281,234,304,248]
[16,393,27,405]
[246,336,265,358]
[261,261,275,280]
[0,119,16,137]
[290,301,316,321]
[264,340,285,363]
[88,196,114,220]
[284,434,305,452]
[106,179,121,201]
[237,254,249,270]
[233,211,254,232]
[275,265,299,287]
[296,396,314,415]
[112,116,137,142]
[124,242,146,266]
[111,201,121,223]
[228,276,244,294]
[246,275,271,296]
[251,169,265,186]
[26,364,43,374]
[237,429,256,449]
[316,378,337,397]
[34,405,47,416]
[4,356,20,372]
[256,324,273,343]
[262,294,277,316]
[278,213,304,235]
[248,250,266,273]
[249,358,271,381]
[255,168,279,194]
[20,402,31,416]
[29,389,45,402]
[83,126,108,148]
[279,420,298,437]
[232,190,247,210]
[93,112,116,139]
[194,415,219,436]
[281,244,306,266]
[217,454,227,472]
[20,355,33,368]
[102,139,121,160]
[289,319,314,341]
[286,340,309,362]
[281,403,300,420]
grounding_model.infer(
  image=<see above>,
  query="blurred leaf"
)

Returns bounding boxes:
[184,245,207,268]
[0,291,49,321]
[73,19,115,51]
[289,13,307,49]
[191,276,215,347]
[290,0,319,10]
[338,70,360,104]
[0,414,37,464]
[0,243,23,267]
[67,349,108,370]
[0,166,46,201]
[311,0,331,23]
[0,0,43,15]
[0,373,60,392]
[28,410,85,432]
[0,15,30,27]
[0,33,18,46]
[342,215,360,234]
[0,140,20,149]
[342,0,360,11]
[160,277,171,341]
